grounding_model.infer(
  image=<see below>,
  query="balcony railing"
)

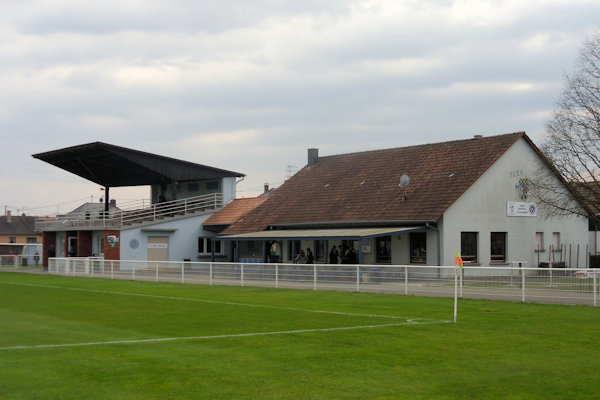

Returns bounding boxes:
[35,193,223,231]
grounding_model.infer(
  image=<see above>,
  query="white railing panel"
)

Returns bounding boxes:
[41,259,600,307]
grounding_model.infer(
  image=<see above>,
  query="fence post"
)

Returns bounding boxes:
[521,263,526,303]
[594,272,597,307]
[111,261,114,279]
[210,263,213,285]
[404,265,408,295]
[181,262,185,284]
[275,264,279,288]
[156,263,159,282]
[132,265,135,281]
[356,265,360,292]
[459,268,463,299]
[313,264,317,290]
[241,263,244,287]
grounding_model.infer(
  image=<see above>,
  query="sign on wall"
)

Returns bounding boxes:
[507,202,537,217]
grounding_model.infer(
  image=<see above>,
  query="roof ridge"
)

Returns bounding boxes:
[316,131,525,160]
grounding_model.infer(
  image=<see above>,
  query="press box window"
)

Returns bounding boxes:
[410,232,427,264]
[490,232,507,263]
[460,232,478,263]
[376,236,391,263]
[198,237,223,256]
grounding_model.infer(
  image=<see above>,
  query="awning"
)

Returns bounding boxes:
[219,226,428,241]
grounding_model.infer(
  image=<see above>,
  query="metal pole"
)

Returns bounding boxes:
[241,263,244,287]
[453,266,458,323]
[313,264,317,290]
[210,263,213,285]
[275,264,279,288]
[404,265,408,295]
[356,265,360,292]
[521,263,526,303]
[594,272,597,307]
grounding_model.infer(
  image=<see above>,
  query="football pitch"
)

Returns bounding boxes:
[1,272,599,399]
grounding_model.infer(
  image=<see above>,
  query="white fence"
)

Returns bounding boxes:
[0,254,42,268]
[45,258,600,307]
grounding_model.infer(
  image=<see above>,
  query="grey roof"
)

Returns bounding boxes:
[0,215,37,235]
[32,142,245,188]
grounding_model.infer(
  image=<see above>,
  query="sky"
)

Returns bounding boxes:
[1,0,599,216]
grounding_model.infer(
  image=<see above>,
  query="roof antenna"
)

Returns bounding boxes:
[399,174,410,201]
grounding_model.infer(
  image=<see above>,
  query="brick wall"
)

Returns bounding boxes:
[104,230,121,261]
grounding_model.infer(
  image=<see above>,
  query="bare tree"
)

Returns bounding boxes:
[531,33,600,223]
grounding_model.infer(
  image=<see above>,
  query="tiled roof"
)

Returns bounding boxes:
[204,197,268,226]
[223,132,527,235]
[0,215,37,235]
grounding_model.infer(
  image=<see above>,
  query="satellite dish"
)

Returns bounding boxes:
[399,174,410,188]
[399,174,410,200]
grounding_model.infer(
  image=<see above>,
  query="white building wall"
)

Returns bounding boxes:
[120,214,226,262]
[441,138,588,270]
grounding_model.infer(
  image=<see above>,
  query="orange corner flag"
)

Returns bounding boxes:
[455,251,464,268]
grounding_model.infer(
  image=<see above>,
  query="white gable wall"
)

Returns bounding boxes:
[441,138,588,270]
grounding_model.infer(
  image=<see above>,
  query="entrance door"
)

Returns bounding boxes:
[68,237,77,257]
[147,236,169,261]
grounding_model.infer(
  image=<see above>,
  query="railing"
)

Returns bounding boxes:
[0,254,43,268]
[35,193,223,231]
[46,258,600,307]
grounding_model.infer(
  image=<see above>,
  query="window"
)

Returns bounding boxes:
[97,236,104,256]
[314,240,325,261]
[461,232,478,263]
[206,181,220,190]
[198,237,224,256]
[287,240,301,261]
[410,232,427,264]
[26,237,38,243]
[535,232,544,252]
[8,237,16,243]
[490,232,507,263]
[552,232,561,252]
[188,183,199,192]
[376,236,392,263]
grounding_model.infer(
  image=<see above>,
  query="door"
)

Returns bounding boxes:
[147,236,169,261]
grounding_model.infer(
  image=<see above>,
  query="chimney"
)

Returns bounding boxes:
[264,183,269,193]
[6,210,11,222]
[308,148,319,167]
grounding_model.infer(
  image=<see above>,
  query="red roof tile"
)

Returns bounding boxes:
[204,197,268,226]
[223,132,526,234]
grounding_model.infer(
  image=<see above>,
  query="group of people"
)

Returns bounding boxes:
[328,245,357,264]
[293,248,315,264]
[293,245,358,264]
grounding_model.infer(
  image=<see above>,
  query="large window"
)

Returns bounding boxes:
[410,232,427,264]
[461,232,478,263]
[490,232,507,263]
[535,232,544,252]
[314,240,325,261]
[376,236,391,263]
[198,237,224,256]
[287,240,301,261]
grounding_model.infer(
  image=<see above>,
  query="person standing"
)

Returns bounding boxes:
[306,248,315,264]
[329,246,339,264]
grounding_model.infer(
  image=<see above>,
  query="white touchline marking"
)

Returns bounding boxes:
[0,280,446,322]
[0,320,451,351]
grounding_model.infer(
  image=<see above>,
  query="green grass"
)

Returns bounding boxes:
[1,272,599,399]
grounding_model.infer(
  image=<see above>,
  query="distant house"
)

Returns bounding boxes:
[216,132,590,271]
[0,211,41,244]
[0,211,42,261]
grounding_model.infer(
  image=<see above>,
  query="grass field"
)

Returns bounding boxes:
[1,271,599,399]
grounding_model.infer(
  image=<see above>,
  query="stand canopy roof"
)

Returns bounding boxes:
[32,142,244,187]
